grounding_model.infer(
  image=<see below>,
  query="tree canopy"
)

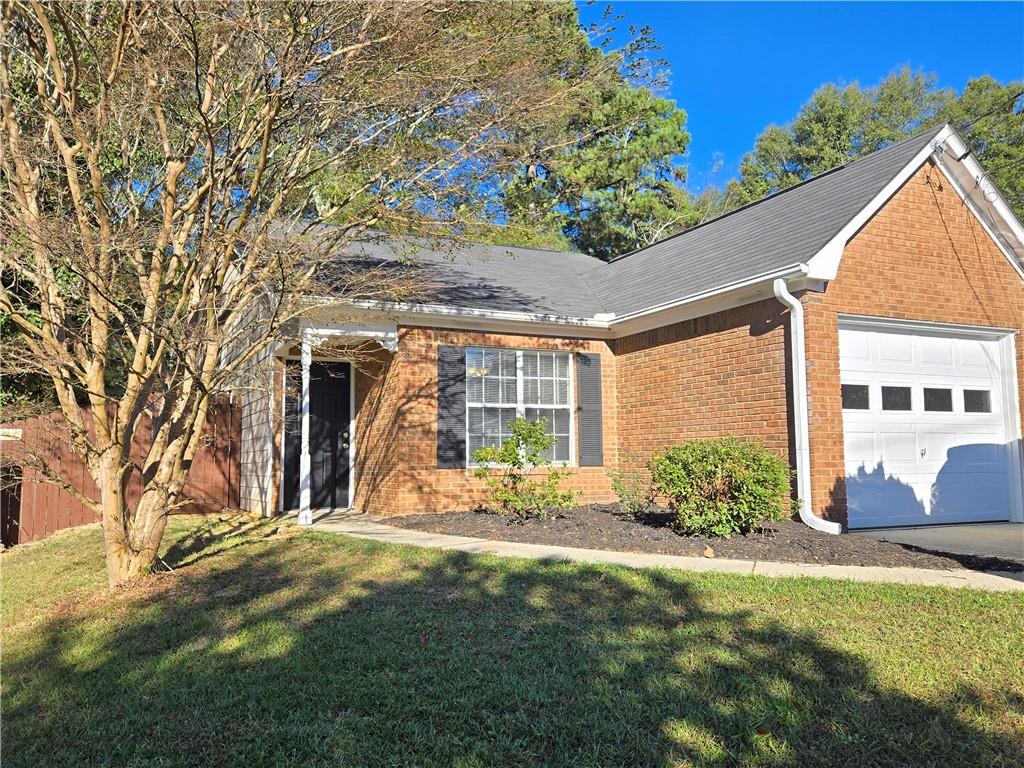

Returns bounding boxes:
[311,10,698,261]
[721,69,1024,218]
[500,75,694,261]
[0,0,659,586]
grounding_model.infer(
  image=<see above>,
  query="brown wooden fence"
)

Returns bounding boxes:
[0,400,240,547]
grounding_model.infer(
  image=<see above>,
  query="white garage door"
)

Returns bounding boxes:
[839,320,1021,529]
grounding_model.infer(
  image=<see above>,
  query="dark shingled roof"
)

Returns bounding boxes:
[330,126,944,319]
[333,236,609,317]
[581,125,945,316]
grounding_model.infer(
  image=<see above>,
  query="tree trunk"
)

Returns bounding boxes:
[97,457,148,590]
[99,457,175,590]
[102,517,166,590]
[104,540,148,590]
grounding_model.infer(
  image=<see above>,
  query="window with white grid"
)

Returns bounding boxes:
[466,347,573,465]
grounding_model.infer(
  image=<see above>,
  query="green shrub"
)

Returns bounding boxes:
[648,438,793,537]
[472,416,578,520]
[607,459,653,518]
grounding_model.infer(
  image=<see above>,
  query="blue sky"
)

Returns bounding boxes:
[576,1,1024,192]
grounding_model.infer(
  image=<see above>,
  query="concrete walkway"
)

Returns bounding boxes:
[309,510,1024,592]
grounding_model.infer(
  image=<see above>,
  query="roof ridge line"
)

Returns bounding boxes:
[357,227,589,258]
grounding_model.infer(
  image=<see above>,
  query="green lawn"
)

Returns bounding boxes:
[3,516,1022,767]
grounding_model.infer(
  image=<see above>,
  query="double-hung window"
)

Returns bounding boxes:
[466,347,572,464]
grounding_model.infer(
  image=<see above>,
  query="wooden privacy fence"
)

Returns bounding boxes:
[0,400,240,547]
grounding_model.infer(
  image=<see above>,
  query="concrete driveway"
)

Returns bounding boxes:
[853,523,1024,563]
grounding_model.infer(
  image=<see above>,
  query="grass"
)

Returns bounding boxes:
[2,515,1023,767]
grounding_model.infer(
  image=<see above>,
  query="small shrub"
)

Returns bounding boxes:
[607,460,653,518]
[648,438,793,537]
[472,416,578,520]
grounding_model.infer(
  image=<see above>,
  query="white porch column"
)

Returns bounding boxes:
[298,330,313,525]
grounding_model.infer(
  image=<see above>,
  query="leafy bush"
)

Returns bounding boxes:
[648,438,793,537]
[472,416,578,520]
[607,460,653,518]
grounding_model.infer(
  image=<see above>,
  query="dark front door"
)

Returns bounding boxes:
[283,361,351,511]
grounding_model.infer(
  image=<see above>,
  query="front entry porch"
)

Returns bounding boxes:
[282,360,352,513]
[281,321,398,524]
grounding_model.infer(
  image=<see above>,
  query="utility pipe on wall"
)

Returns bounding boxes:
[773,279,843,535]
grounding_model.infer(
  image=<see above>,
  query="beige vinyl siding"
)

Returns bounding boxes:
[237,343,276,515]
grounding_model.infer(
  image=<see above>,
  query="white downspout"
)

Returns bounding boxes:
[773,278,843,535]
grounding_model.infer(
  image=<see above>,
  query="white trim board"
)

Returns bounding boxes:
[837,314,1019,341]
[931,144,1024,282]
[340,265,815,341]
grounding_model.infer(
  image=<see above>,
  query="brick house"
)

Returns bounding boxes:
[236,124,1024,533]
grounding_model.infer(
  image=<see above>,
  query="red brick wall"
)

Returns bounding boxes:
[338,161,1021,522]
[804,159,1024,524]
[612,299,793,473]
[352,326,618,516]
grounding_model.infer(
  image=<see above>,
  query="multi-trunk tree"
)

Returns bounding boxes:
[0,0,635,587]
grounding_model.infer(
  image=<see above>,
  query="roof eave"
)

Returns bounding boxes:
[605,264,811,338]
[806,124,953,282]
[805,124,1024,283]
[340,299,617,339]
[309,264,812,340]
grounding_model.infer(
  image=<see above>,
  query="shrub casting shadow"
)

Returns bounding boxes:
[4,530,1021,767]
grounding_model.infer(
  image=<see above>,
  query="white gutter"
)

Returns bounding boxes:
[343,298,614,331]
[773,278,843,534]
[330,266,811,339]
[608,263,807,326]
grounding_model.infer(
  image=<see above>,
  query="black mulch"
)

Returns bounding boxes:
[387,504,1024,573]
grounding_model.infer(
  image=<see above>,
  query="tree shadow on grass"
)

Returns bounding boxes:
[3,529,1022,768]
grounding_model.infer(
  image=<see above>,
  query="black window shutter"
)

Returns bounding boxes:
[437,345,467,468]
[575,352,603,466]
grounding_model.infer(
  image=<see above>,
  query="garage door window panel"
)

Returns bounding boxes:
[881,386,912,411]
[841,384,870,410]
[964,389,992,413]
[923,388,953,412]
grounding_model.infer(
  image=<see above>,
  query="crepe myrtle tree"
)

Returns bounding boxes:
[0,0,629,588]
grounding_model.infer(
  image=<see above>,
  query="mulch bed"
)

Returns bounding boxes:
[388,504,1024,573]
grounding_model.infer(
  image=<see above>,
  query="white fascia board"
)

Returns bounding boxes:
[317,267,811,340]
[943,130,1024,247]
[293,297,614,339]
[931,132,1024,282]
[344,299,617,339]
[273,313,400,354]
[607,264,810,337]
[807,124,1024,283]
[806,125,956,281]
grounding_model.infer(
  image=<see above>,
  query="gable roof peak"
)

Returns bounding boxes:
[599,123,951,270]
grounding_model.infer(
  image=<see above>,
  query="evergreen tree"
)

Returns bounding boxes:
[725,69,1023,218]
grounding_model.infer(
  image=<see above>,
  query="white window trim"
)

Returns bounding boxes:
[464,346,576,468]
